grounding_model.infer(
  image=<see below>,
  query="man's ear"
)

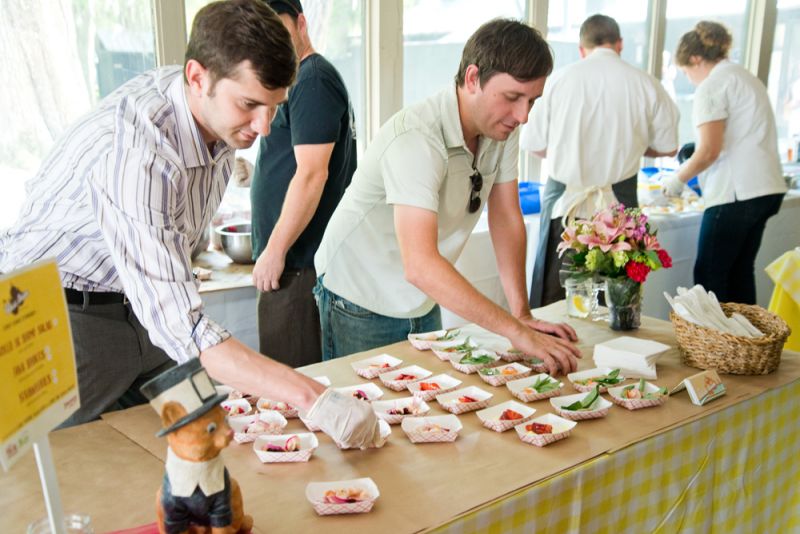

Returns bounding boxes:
[297,13,308,35]
[464,64,481,93]
[161,401,188,429]
[185,59,209,97]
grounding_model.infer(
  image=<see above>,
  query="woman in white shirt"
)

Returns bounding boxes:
[663,21,787,304]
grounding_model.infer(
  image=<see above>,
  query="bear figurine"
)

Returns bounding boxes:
[140,359,253,534]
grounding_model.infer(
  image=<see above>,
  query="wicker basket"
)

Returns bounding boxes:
[670,303,791,375]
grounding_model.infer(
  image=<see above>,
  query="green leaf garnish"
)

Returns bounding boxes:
[563,385,601,411]
[459,352,494,365]
[479,367,500,376]
[445,337,474,352]
[531,376,560,393]
[436,329,460,341]
[574,369,622,386]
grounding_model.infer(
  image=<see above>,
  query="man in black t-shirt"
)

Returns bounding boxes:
[250,0,357,367]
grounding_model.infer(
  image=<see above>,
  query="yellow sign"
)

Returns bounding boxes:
[0,260,78,471]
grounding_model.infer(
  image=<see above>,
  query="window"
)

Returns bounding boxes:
[0,1,156,229]
[547,0,651,71]
[768,0,800,161]
[664,0,751,145]
[402,0,527,106]
[186,1,366,159]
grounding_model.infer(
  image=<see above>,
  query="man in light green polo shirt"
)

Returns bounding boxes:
[313,19,581,375]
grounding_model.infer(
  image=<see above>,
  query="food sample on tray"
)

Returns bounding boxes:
[523,375,561,394]
[525,422,553,434]
[261,435,300,453]
[323,488,370,504]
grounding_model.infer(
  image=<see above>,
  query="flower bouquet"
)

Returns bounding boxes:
[557,204,672,330]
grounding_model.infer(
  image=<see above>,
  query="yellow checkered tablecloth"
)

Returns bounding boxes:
[766,248,800,351]
[433,379,800,533]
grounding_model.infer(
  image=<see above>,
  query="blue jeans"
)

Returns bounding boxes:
[694,193,784,304]
[313,277,442,360]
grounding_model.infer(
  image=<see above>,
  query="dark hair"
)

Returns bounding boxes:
[185,0,297,91]
[675,21,732,66]
[266,0,303,21]
[579,14,621,49]
[455,19,553,87]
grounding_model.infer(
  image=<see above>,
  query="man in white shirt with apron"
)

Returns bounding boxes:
[522,14,680,307]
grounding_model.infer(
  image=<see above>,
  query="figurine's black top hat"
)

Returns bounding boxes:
[139,359,228,437]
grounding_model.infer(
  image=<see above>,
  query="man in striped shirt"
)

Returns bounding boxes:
[0,0,381,448]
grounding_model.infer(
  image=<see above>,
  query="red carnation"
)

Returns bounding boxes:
[625,261,651,283]
[656,249,673,269]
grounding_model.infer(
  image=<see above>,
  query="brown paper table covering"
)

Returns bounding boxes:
[94,303,800,533]
[0,420,165,533]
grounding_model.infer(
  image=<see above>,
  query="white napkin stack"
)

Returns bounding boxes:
[592,336,670,379]
[664,285,763,338]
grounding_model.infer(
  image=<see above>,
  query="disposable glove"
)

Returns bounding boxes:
[661,173,685,197]
[305,389,384,449]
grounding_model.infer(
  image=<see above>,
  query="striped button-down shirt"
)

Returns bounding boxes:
[0,66,232,363]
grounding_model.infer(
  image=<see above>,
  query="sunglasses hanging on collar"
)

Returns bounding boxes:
[468,166,483,213]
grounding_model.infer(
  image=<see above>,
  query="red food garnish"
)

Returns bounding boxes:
[499,409,523,421]
[353,389,369,400]
[420,382,440,391]
[458,395,478,403]
[395,373,417,381]
[525,422,553,435]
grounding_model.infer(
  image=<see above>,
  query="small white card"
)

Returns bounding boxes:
[670,370,726,406]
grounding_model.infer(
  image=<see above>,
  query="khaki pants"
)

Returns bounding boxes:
[257,267,321,367]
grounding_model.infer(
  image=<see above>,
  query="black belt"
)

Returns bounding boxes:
[64,288,127,306]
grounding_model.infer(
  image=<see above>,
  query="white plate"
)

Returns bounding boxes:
[607,381,668,410]
[256,398,298,418]
[478,362,531,386]
[430,338,478,361]
[334,382,385,402]
[350,354,403,379]
[436,385,493,414]
[475,400,536,432]
[408,329,460,350]
[406,373,462,401]
[379,365,433,391]
[567,367,625,393]
[305,477,379,515]
[506,373,564,402]
[514,413,577,447]
[221,398,253,418]
[228,410,288,443]
[401,414,462,443]
[253,433,319,463]
[447,349,500,374]
[550,391,613,421]
[372,397,430,424]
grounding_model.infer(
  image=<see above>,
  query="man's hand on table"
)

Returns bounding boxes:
[305,389,384,449]
[512,315,581,376]
[253,247,286,292]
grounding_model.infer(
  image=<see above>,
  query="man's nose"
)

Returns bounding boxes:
[515,100,531,125]
[252,108,273,136]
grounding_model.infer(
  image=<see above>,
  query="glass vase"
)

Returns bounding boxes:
[605,277,642,330]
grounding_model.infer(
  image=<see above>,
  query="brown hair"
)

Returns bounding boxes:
[456,18,553,87]
[579,14,621,49]
[675,21,732,66]
[185,0,297,91]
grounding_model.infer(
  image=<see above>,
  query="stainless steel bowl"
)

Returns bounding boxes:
[214,223,254,264]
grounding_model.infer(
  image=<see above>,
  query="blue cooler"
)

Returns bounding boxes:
[519,182,541,214]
